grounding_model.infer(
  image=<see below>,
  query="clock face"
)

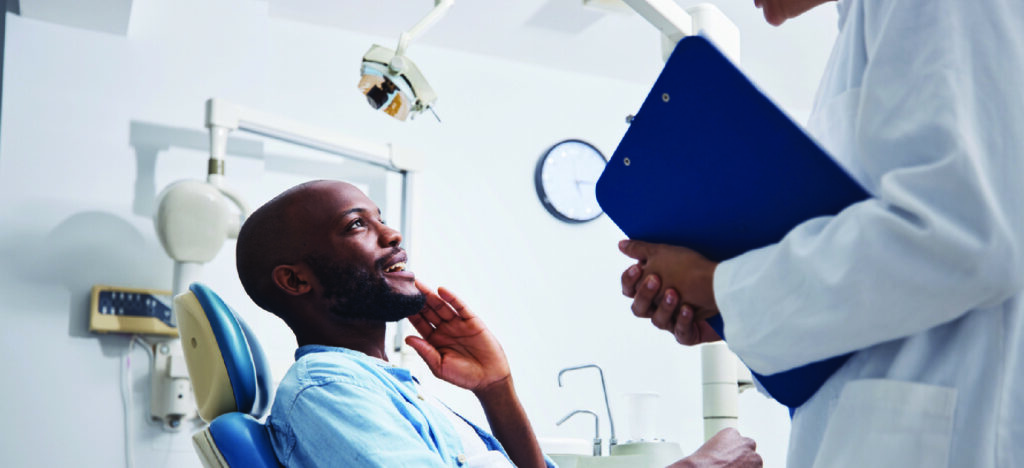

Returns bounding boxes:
[534,139,607,223]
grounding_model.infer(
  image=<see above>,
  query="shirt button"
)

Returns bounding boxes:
[417,394,425,401]
[457,454,467,464]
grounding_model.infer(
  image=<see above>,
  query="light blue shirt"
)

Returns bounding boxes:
[268,345,553,467]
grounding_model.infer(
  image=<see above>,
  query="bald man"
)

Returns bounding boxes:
[236,180,761,468]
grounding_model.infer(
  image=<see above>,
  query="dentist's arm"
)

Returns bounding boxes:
[405,281,547,468]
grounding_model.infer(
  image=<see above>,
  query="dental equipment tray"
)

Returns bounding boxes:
[595,35,870,409]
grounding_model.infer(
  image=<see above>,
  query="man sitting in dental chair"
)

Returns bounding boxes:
[235,179,762,468]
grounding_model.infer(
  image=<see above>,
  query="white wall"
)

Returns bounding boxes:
[0,1,794,466]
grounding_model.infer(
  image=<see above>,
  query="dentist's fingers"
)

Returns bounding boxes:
[618,239,652,262]
[621,264,642,298]
[650,289,680,330]
[672,305,697,345]
[631,274,661,318]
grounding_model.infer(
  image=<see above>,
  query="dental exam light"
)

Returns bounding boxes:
[358,0,453,121]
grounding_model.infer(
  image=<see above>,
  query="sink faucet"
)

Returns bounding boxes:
[556,410,601,456]
[558,364,617,449]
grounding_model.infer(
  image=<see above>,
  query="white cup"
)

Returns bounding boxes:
[624,391,661,442]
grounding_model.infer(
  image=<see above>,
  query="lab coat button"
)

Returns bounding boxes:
[457,454,466,464]
[417,394,425,400]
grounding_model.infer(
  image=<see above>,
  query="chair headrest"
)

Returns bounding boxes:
[174,282,272,423]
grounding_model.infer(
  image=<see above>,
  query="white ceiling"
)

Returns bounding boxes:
[12,0,840,115]
[16,0,133,35]
[267,0,841,115]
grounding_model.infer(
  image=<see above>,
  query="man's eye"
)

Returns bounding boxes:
[348,219,365,230]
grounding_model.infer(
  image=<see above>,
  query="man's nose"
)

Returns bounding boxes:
[379,224,402,247]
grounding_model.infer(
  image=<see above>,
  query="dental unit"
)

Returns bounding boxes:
[552,364,684,467]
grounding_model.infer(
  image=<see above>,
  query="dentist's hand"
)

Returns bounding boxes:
[619,239,722,345]
[669,427,763,468]
[405,280,511,393]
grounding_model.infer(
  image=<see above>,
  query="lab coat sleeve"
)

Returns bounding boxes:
[713,0,1024,375]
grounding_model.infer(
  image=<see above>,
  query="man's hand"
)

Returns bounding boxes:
[619,240,722,345]
[404,281,511,394]
[406,281,547,468]
[669,428,762,468]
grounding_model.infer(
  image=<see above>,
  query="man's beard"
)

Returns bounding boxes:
[306,254,425,322]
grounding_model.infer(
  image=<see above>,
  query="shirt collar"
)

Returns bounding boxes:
[295,344,415,380]
[296,344,393,365]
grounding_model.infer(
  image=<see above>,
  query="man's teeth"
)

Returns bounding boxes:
[385,262,406,273]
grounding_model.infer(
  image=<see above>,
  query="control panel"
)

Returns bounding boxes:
[89,285,177,336]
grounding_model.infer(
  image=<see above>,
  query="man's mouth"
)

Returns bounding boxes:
[380,250,413,280]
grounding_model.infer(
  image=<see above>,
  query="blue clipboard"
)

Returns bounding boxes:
[595,36,870,409]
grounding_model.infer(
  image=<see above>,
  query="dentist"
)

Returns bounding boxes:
[620,0,1024,467]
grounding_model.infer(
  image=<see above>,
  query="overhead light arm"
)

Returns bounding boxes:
[620,1,739,63]
[620,0,693,44]
[395,0,455,59]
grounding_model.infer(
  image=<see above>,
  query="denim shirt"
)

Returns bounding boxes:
[268,345,555,468]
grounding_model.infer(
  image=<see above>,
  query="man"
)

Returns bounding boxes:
[621,0,1024,467]
[237,180,762,467]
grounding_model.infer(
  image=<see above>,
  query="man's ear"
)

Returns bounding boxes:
[272,264,313,296]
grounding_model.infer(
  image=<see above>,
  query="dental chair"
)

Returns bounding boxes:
[174,282,283,468]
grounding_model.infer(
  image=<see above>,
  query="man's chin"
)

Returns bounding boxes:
[384,273,417,290]
[377,291,427,322]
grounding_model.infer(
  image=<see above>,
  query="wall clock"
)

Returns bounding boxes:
[534,139,607,223]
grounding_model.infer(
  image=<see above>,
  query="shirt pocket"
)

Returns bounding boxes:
[812,378,957,468]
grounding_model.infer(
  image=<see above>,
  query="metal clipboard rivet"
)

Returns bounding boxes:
[623,157,631,166]
[662,93,670,102]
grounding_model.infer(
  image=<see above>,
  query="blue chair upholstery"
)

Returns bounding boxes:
[175,282,282,468]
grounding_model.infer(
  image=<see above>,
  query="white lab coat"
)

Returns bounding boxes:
[713,1,1024,467]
